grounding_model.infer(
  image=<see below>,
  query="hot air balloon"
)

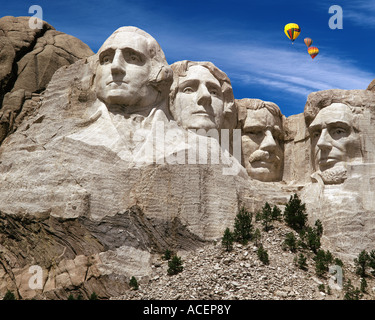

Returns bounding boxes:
[284,23,301,43]
[308,46,319,59]
[304,37,313,47]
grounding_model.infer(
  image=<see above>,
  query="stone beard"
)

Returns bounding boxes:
[308,103,362,184]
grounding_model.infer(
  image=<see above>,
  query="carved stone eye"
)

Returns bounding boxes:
[183,87,194,94]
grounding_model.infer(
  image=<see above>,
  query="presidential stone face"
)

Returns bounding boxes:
[240,101,284,182]
[94,27,172,113]
[308,103,362,174]
[169,61,236,131]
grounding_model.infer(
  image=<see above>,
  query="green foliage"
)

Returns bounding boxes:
[89,292,98,300]
[167,255,184,275]
[282,232,297,252]
[259,202,273,232]
[222,228,234,252]
[295,253,308,270]
[233,207,253,245]
[68,293,83,300]
[334,257,344,268]
[305,226,321,253]
[354,250,370,277]
[314,249,333,277]
[283,194,307,232]
[318,284,325,293]
[253,228,261,247]
[3,290,16,300]
[368,250,375,276]
[314,220,323,237]
[360,278,367,293]
[129,276,139,290]
[257,203,282,232]
[271,205,282,221]
[257,244,269,265]
[162,249,174,261]
[343,280,362,300]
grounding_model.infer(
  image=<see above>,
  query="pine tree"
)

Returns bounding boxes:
[222,228,234,252]
[306,226,321,253]
[283,194,307,232]
[253,228,261,247]
[260,202,273,232]
[233,207,253,245]
[271,205,282,221]
[296,253,307,270]
[129,276,139,290]
[167,255,184,275]
[354,250,370,277]
[257,244,269,265]
[282,232,297,252]
[344,280,362,300]
[89,292,98,300]
[3,290,16,300]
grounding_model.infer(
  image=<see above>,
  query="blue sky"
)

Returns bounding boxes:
[3,0,375,116]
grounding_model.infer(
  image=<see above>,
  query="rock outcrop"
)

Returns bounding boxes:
[367,79,375,92]
[0,16,94,144]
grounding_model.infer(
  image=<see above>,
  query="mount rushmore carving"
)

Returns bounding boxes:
[0,21,375,299]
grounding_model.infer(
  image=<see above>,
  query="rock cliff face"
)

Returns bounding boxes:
[0,16,94,144]
[0,17,374,299]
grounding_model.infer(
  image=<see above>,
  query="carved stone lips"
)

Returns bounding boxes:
[192,110,213,116]
[107,80,128,85]
[319,157,338,163]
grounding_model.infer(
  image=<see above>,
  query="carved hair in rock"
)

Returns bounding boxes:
[169,60,237,130]
[304,89,375,164]
[303,89,375,128]
[236,98,283,126]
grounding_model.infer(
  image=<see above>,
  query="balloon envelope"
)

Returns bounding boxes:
[304,37,313,47]
[284,23,301,42]
[308,46,319,59]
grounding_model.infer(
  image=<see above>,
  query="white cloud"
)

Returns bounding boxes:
[184,39,375,98]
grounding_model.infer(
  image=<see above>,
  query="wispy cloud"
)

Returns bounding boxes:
[344,1,375,28]
[167,36,374,99]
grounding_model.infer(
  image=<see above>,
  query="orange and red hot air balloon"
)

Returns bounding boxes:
[304,37,313,47]
[284,23,301,44]
[308,46,319,59]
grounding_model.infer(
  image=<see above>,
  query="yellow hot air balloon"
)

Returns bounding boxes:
[308,46,319,59]
[284,23,301,43]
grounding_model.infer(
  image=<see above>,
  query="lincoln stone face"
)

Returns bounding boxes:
[308,103,362,176]
[240,100,284,182]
